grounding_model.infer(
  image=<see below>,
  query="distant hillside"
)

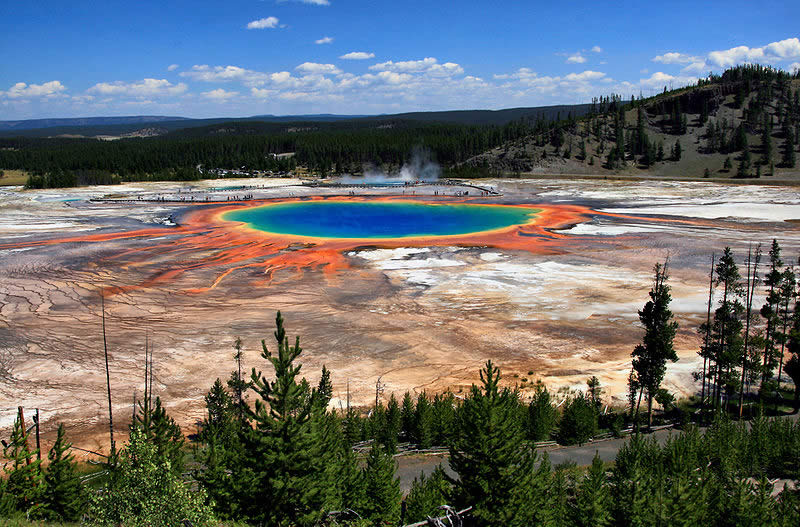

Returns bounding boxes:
[0,115,190,132]
[463,65,800,181]
[0,104,592,139]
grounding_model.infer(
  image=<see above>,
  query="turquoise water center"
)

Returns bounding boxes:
[223,200,541,239]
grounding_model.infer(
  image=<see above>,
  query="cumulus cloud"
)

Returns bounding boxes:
[652,52,700,64]
[340,51,375,60]
[167,64,179,72]
[369,57,463,76]
[182,65,270,86]
[88,78,188,97]
[637,71,697,89]
[1,80,66,99]
[315,36,334,44]
[247,17,279,29]
[202,88,238,100]
[707,38,800,67]
[591,46,603,53]
[566,53,586,64]
[564,70,606,81]
[295,62,342,75]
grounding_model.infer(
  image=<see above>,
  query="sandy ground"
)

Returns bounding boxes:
[0,177,798,456]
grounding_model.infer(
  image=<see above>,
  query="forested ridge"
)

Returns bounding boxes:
[2,65,798,189]
[3,241,800,526]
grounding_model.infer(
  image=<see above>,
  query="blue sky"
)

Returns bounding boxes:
[1,0,799,120]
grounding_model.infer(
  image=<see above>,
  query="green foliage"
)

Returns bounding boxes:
[1,413,44,518]
[360,443,401,526]
[238,311,326,526]
[631,261,679,424]
[40,424,87,522]
[413,392,435,448]
[404,466,452,524]
[449,360,539,526]
[91,428,215,527]
[527,385,556,441]
[558,393,597,446]
[572,455,612,527]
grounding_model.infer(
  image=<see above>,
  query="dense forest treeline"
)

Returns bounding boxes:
[2,65,798,188]
[2,239,800,525]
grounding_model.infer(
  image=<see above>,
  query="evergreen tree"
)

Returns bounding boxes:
[360,443,401,526]
[240,311,326,526]
[761,240,784,392]
[378,394,402,453]
[783,124,796,167]
[404,465,452,524]
[528,385,557,441]
[558,393,597,446]
[401,391,415,441]
[631,261,679,425]
[449,361,538,526]
[40,424,87,522]
[572,454,612,527]
[414,392,434,448]
[1,412,44,517]
[131,395,185,475]
[710,248,745,409]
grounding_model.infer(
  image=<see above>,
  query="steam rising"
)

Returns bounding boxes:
[340,147,440,184]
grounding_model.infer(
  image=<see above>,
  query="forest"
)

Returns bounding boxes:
[2,239,800,526]
[1,64,798,189]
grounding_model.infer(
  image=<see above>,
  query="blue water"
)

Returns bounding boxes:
[223,201,540,239]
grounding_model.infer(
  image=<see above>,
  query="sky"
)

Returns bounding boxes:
[1,0,799,120]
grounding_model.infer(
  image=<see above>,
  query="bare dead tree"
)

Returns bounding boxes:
[101,291,115,455]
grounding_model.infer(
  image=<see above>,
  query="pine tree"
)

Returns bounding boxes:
[414,392,434,448]
[710,248,745,409]
[240,311,326,526]
[782,124,796,167]
[572,454,612,527]
[404,466,452,524]
[360,443,401,526]
[559,393,597,446]
[40,424,87,522]
[378,394,402,453]
[528,385,556,441]
[1,412,44,517]
[761,240,784,392]
[449,361,538,526]
[401,391,415,441]
[631,261,679,425]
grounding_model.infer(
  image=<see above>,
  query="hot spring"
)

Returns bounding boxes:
[222,200,542,239]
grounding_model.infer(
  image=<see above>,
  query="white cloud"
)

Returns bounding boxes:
[369,57,463,76]
[202,88,238,100]
[707,37,800,67]
[790,62,800,73]
[315,36,334,44]
[591,46,603,53]
[637,71,696,89]
[564,70,606,81]
[295,62,342,75]
[681,61,709,75]
[566,53,586,64]
[281,0,330,5]
[1,80,66,99]
[182,65,270,86]
[88,78,188,98]
[340,51,375,60]
[247,17,279,30]
[167,64,179,72]
[652,52,699,64]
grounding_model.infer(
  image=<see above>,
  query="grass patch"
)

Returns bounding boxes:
[0,169,29,186]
